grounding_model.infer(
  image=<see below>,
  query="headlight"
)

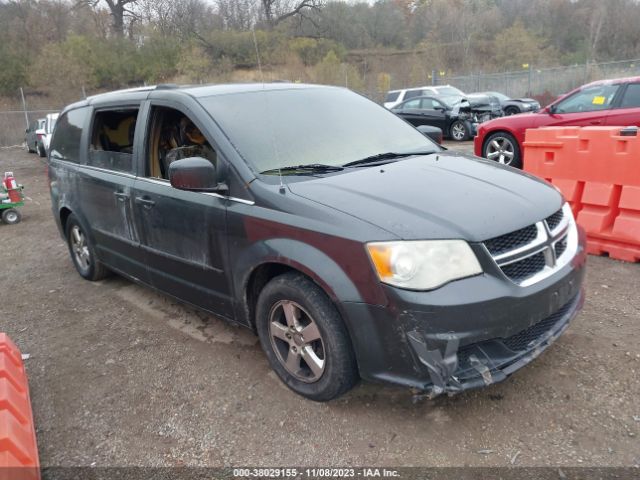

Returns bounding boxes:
[366,240,483,290]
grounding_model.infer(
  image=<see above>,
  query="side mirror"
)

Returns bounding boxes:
[416,125,443,145]
[169,157,228,193]
[546,105,557,114]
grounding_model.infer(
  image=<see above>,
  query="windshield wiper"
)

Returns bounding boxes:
[342,151,437,167]
[260,164,344,175]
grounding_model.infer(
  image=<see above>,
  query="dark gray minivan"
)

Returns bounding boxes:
[48,84,586,401]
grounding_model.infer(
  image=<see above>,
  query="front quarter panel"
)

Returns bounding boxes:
[224,183,395,327]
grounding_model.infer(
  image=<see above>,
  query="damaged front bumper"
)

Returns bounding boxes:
[406,291,583,398]
[341,249,586,397]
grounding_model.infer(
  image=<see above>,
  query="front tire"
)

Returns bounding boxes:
[65,214,110,281]
[255,272,358,401]
[483,131,522,168]
[37,142,46,157]
[504,106,521,116]
[449,120,470,141]
[2,209,21,225]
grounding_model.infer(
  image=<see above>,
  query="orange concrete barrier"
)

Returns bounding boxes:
[0,333,40,480]
[523,126,640,262]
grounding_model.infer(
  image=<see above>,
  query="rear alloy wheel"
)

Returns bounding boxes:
[449,120,469,141]
[65,214,109,281]
[504,106,520,116]
[483,132,522,168]
[256,272,358,401]
[2,209,21,225]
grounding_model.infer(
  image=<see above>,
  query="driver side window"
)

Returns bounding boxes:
[422,98,443,110]
[555,84,620,113]
[146,106,217,180]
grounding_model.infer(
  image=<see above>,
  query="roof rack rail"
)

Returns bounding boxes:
[155,84,180,90]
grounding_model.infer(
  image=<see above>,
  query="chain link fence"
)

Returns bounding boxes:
[440,58,640,101]
[2,57,640,146]
[0,108,60,148]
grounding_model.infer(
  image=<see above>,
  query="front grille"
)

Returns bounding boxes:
[483,205,574,287]
[502,298,573,351]
[484,224,538,256]
[500,251,546,283]
[555,236,567,258]
[545,209,564,231]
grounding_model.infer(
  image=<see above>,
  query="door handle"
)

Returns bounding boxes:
[590,120,603,125]
[135,196,156,209]
[114,192,129,202]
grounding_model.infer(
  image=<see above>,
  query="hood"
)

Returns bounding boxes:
[287,153,562,242]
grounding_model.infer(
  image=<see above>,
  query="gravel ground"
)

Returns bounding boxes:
[0,145,639,468]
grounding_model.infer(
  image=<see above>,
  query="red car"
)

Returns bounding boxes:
[474,76,640,168]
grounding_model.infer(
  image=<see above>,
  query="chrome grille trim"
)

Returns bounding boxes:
[483,203,578,287]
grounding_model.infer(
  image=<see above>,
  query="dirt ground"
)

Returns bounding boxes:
[0,145,638,468]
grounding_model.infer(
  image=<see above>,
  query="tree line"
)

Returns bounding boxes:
[1,0,640,101]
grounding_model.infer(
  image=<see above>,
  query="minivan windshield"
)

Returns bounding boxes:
[199,87,439,174]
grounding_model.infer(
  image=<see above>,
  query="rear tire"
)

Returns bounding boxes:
[504,106,521,116]
[65,213,110,281]
[255,272,358,401]
[37,142,46,157]
[483,131,522,169]
[2,209,21,225]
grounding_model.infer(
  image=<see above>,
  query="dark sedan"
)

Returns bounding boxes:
[476,91,540,115]
[391,95,476,141]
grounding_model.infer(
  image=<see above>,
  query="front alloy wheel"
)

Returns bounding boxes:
[268,300,325,383]
[256,272,358,401]
[450,120,469,141]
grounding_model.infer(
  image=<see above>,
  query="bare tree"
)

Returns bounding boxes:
[217,0,258,30]
[261,0,323,28]
[77,0,139,37]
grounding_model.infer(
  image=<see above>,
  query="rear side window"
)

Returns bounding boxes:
[404,90,424,100]
[385,91,400,102]
[620,83,640,108]
[88,109,139,173]
[49,107,89,163]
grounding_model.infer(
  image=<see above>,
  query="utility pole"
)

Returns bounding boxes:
[19,88,29,129]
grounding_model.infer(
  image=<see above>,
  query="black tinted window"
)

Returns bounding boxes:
[49,108,88,163]
[385,91,400,102]
[88,109,138,173]
[620,83,640,108]
[404,90,424,100]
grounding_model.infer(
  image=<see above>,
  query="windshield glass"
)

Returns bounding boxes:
[438,94,466,107]
[200,87,439,173]
[489,92,509,101]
